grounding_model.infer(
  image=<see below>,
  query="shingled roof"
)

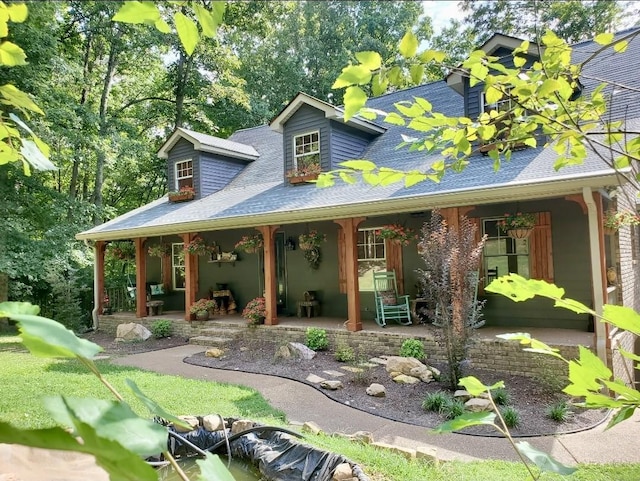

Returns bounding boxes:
[77,29,640,240]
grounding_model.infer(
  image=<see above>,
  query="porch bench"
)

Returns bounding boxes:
[297,300,320,318]
[146,300,164,316]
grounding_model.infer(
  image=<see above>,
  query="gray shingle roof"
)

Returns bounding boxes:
[78,29,640,239]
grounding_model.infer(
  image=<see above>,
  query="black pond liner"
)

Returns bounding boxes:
[161,420,370,481]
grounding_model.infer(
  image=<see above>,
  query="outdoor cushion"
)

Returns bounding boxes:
[381,290,397,306]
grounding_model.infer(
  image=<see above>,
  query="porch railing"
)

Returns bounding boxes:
[104,287,135,313]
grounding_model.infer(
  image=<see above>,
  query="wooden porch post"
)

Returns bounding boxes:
[256,225,280,325]
[95,241,106,315]
[162,251,172,293]
[180,233,199,321]
[134,238,148,318]
[334,217,365,332]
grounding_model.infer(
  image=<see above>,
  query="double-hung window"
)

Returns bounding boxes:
[175,160,193,190]
[357,227,386,291]
[293,131,320,170]
[482,218,529,284]
[172,243,185,290]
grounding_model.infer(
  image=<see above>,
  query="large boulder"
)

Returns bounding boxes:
[289,342,316,360]
[115,323,151,342]
[385,356,433,382]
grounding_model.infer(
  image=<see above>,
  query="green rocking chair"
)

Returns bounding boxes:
[373,271,412,327]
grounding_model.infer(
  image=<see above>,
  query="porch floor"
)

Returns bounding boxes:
[110,310,594,348]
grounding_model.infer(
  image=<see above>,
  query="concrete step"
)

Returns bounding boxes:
[199,327,244,336]
[189,336,236,347]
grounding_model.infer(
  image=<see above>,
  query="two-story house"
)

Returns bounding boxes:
[77,31,640,370]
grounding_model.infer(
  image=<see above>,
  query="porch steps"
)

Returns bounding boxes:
[189,326,244,348]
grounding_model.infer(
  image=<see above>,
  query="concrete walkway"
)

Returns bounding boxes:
[112,345,640,465]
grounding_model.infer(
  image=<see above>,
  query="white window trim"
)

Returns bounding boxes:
[358,227,386,292]
[174,159,193,190]
[482,217,530,283]
[172,242,185,291]
[292,130,320,169]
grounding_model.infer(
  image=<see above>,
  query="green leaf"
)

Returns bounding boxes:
[516,441,577,475]
[418,49,446,63]
[339,159,377,171]
[433,411,496,433]
[0,302,103,359]
[20,139,56,171]
[174,11,199,56]
[395,102,425,118]
[469,62,488,87]
[6,3,28,23]
[458,376,504,397]
[355,51,382,70]
[343,85,367,121]
[45,396,167,457]
[565,346,611,395]
[618,347,640,363]
[607,406,635,430]
[614,40,628,53]
[404,171,427,187]
[339,171,356,184]
[484,86,503,105]
[387,66,403,86]
[399,31,418,58]
[383,112,405,126]
[332,64,372,89]
[193,4,219,38]
[410,64,424,84]
[112,1,160,24]
[594,33,614,45]
[362,171,379,186]
[538,78,561,97]
[523,137,536,148]
[0,41,26,66]
[0,84,44,114]
[603,305,640,336]
[414,97,432,112]
[125,379,192,430]
[154,18,171,34]
[371,73,389,96]
[513,55,526,68]
[378,169,404,186]
[197,453,236,481]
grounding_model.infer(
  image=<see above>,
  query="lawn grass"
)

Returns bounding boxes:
[2,334,640,481]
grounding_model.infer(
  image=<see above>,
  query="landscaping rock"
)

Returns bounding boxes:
[231,419,254,434]
[351,431,374,444]
[428,365,441,378]
[274,344,293,360]
[332,462,354,480]
[454,390,472,402]
[465,398,493,412]
[386,356,433,383]
[302,421,323,435]
[289,342,316,360]
[115,323,151,342]
[203,414,224,432]
[174,415,199,433]
[409,366,434,383]
[366,383,386,397]
[205,348,224,358]
[321,380,344,390]
[392,374,421,385]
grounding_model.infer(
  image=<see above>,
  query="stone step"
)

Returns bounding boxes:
[198,327,244,339]
[189,336,236,347]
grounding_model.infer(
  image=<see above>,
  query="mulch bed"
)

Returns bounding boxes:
[82,331,607,437]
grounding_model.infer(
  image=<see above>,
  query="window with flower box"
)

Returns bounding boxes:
[482,218,530,284]
[293,131,320,171]
[175,160,193,190]
[172,243,185,290]
[357,227,386,291]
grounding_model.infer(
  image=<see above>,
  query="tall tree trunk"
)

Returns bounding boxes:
[92,31,118,225]
[174,51,191,129]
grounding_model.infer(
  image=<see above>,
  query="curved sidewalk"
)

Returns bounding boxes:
[112,345,640,465]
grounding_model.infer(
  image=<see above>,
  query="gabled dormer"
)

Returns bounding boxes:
[270,92,385,184]
[158,127,259,201]
[446,33,543,119]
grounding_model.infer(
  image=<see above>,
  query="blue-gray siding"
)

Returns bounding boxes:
[282,105,331,178]
[167,138,197,195]
[329,121,374,168]
[199,153,247,196]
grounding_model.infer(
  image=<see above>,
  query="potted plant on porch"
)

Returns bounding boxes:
[603,209,640,235]
[242,297,266,326]
[498,212,536,239]
[184,237,211,256]
[190,298,216,321]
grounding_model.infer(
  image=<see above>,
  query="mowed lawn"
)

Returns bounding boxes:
[2,334,640,481]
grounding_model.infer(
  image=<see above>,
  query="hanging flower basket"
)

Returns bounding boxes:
[235,235,263,253]
[298,230,326,251]
[603,209,640,235]
[499,212,535,239]
[107,241,135,261]
[168,186,195,203]
[184,237,211,256]
[147,243,171,257]
[375,224,417,246]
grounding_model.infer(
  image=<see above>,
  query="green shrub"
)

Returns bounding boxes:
[443,398,466,420]
[306,327,328,351]
[334,342,355,362]
[422,391,451,413]
[546,401,572,423]
[399,338,425,360]
[151,320,172,339]
[500,406,521,428]
[491,387,511,406]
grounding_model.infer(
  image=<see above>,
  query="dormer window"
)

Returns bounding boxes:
[175,159,193,190]
[294,131,320,170]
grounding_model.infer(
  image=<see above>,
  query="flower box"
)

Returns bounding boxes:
[288,174,319,184]
[168,191,195,203]
[507,228,533,239]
